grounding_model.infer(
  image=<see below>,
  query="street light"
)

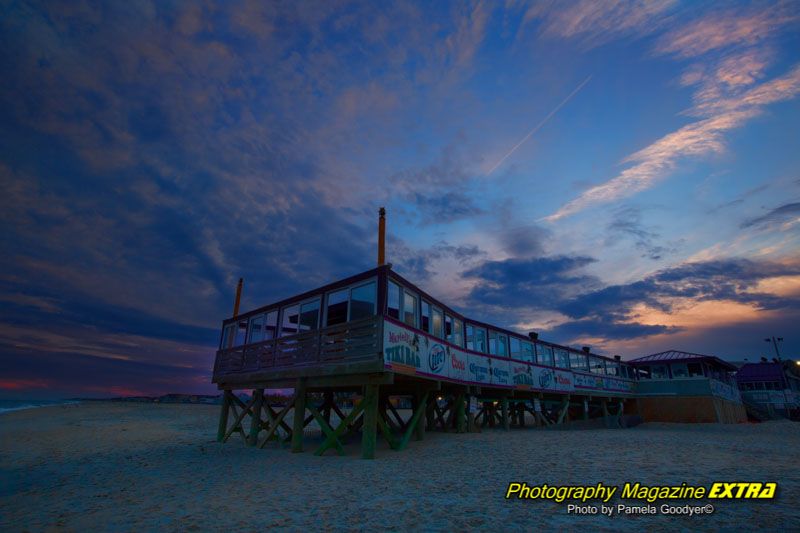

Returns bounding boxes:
[764,337,784,361]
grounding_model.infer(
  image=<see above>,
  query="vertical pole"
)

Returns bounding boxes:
[501,396,510,430]
[291,379,307,453]
[378,207,386,266]
[362,384,380,459]
[248,389,264,446]
[324,390,333,426]
[456,392,466,433]
[414,392,425,441]
[217,390,231,442]
[426,398,436,431]
[583,398,589,420]
[232,278,243,318]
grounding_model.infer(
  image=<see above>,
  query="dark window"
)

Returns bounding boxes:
[235,319,248,346]
[264,311,278,339]
[299,299,320,331]
[687,362,703,377]
[421,300,431,333]
[403,291,417,327]
[280,305,299,337]
[350,282,376,320]
[326,289,348,326]
[248,314,265,343]
[387,281,401,319]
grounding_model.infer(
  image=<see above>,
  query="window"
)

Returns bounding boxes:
[326,289,348,326]
[671,363,688,378]
[299,299,320,331]
[489,331,508,357]
[510,337,521,358]
[466,324,487,353]
[651,364,668,379]
[605,361,619,376]
[451,318,463,347]
[350,282,376,320]
[221,323,236,348]
[421,300,431,333]
[248,314,265,343]
[431,306,443,338]
[637,366,651,379]
[536,344,554,366]
[520,341,535,363]
[589,356,605,375]
[264,310,278,339]
[403,291,417,328]
[687,362,703,377]
[387,281,401,319]
[280,305,299,337]
[554,348,570,369]
[569,351,588,371]
[444,314,453,341]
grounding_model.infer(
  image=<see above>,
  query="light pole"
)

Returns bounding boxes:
[764,337,784,361]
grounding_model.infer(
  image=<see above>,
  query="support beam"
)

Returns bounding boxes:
[414,392,426,441]
[217,390,232,442]
[362,384,380,459]
[291,379,307,453]
[248,389,264,446]
[501,396,510,431]
[455,393,466,433]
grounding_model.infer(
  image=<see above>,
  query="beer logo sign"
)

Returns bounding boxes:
[428,344,446,373]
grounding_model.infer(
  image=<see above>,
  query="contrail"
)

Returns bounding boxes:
[486,75,592,176]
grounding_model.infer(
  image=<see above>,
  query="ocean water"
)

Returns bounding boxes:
[0,399,79,415]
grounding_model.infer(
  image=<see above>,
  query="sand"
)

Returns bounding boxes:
[1,402,799,531]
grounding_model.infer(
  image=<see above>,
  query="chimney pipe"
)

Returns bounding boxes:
[528,332,538,340]
[232,278,243,318]
[378,207,386,266]
[582,346,591,354]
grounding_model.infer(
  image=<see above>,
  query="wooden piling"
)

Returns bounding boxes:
[291,379,307,453]
[362,384,380,459]
[248,389,264,446]
[217,390,232,442]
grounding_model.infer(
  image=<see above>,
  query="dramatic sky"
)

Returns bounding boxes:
[1,1,799,398]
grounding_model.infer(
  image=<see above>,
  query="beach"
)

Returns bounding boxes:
[1,402,799,531]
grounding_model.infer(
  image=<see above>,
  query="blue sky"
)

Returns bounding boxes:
[1,0,799,398]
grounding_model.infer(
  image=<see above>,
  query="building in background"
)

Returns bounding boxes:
[736,361,800,420]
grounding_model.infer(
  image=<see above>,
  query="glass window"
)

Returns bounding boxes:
[589,357,605,374]
[350,282,376,320]
[537,344,554,366]
[280,305,299,337]
[444,314,453,341]
[452,318,463,347]
[403,291,417,328]
[387,281,401,319]
[554,348,570,369]
[569,351,588,371]
[326,289,349,326]
[299,299,320,331]
[489,331,508,357]
[234,319,248,346]
[651,364,668,379]
[637,366,651,379]
[687,362,703,377]
[421,300,431,333]
[520,341,534,363]
[605,361,619,376]
[248,314,265,343]
[221,323,236,348]
[264,310,278,339]
[510,337,521,358]
[431,306,443,338]
[466,324,486,353]
[671,363,688,378]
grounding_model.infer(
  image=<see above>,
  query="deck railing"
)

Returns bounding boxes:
[212,315,382,381]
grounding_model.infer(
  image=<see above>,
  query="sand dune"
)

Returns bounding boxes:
[1,402,799,531]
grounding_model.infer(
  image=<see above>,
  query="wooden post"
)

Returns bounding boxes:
[362,384,380,459]
[291,379,307,453]
[455,393,466,433]
[217,390,232,442]
[414,392,425,441]
[501,397,510,430]
[583,397,590,421]
[248,389,264,446]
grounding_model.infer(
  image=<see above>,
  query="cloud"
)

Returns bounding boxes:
[412,192,485,225]
[606,206,679,260]
[545,64,800,221]
[741,202,800,229]
[656,5,798,58]
[522,0,677,48]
